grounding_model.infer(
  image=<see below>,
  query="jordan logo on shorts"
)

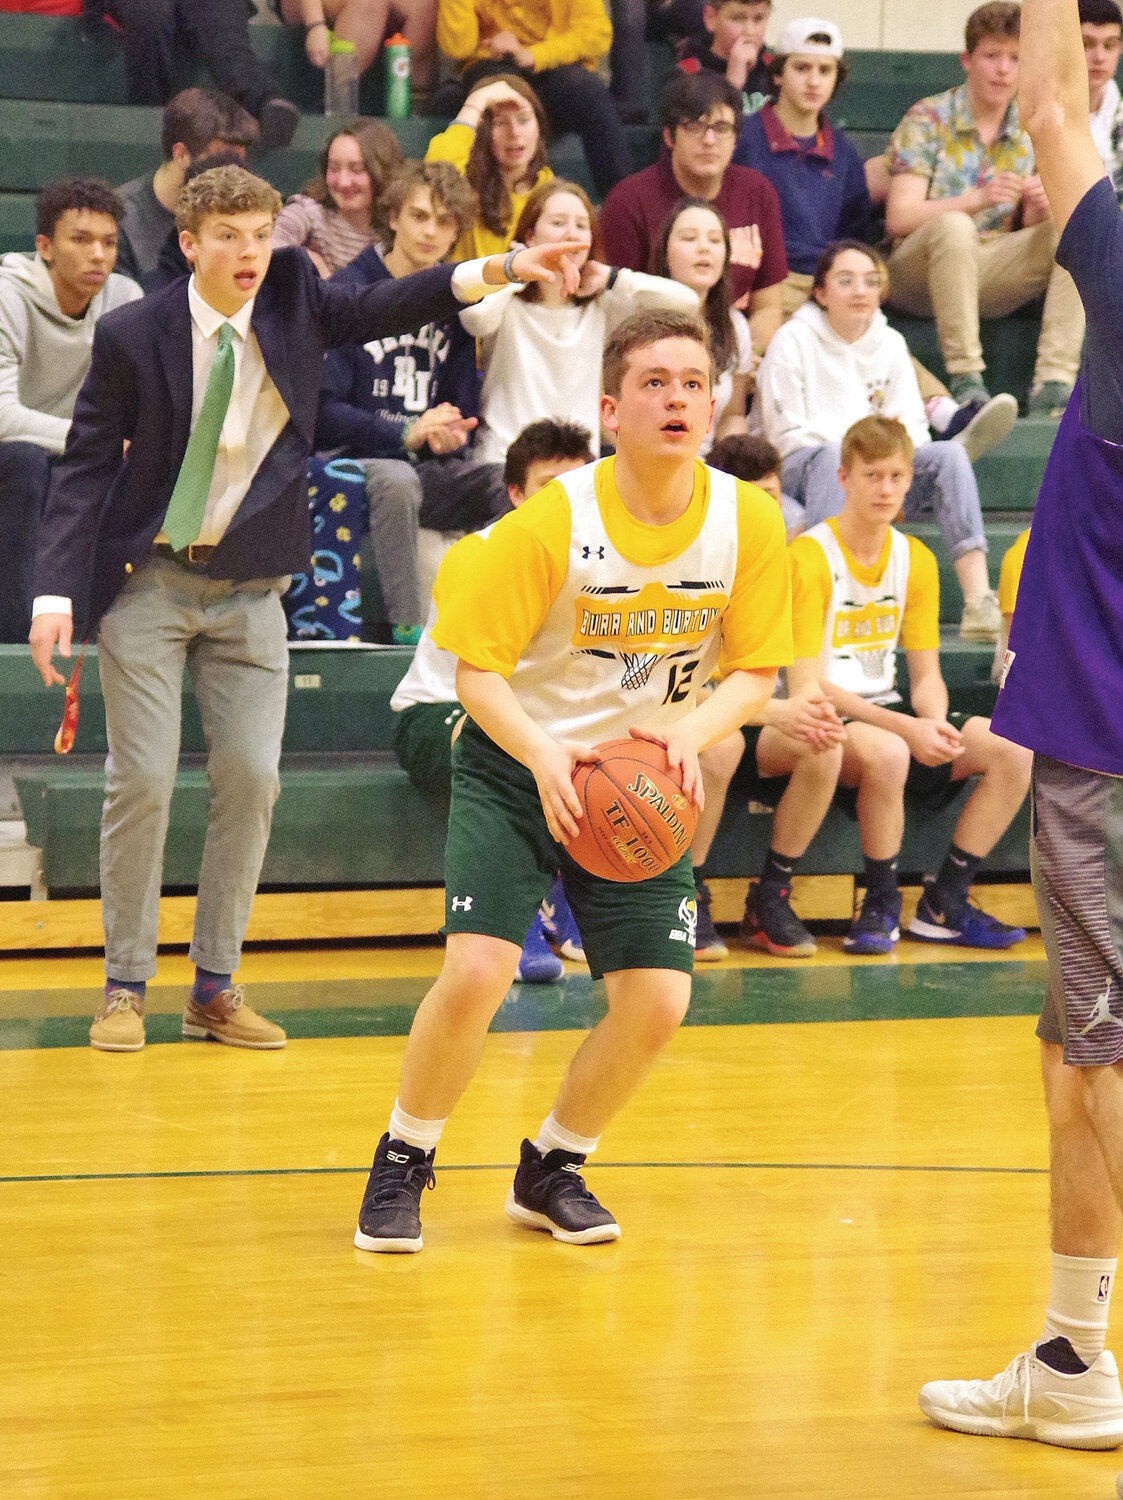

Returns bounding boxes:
[1078,979,1123,1037]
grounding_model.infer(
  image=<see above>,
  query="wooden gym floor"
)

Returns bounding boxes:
[2,932,1120,1498]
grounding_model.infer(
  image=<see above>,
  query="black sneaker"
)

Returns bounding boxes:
[505,1138,620,1244]
[844,886,902,955]
[354,1133,436,1253]
[694,878,729,961]
[258,97,299,151]
[740,880,816,957]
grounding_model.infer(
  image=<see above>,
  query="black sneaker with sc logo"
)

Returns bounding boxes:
[505,1138,621,1244]
[354,1132,436,1253]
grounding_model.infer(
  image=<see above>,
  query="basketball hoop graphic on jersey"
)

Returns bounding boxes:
[620,650,660,691]
[858,647,892,681]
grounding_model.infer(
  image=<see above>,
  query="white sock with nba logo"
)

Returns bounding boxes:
[1040,1252,1117,1364]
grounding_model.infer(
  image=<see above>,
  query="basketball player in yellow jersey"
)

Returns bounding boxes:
[353,307,792,1253]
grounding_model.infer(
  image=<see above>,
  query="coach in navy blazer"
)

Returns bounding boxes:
[28,164,583,1056]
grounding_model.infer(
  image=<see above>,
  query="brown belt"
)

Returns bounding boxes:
[152,541,216,568]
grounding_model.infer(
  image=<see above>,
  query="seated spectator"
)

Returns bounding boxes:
[426,77,553,259]
[1081,0,1123,194]
[0,179,140,642]
[733,18,874,311]
[433,0,633,196]
[792,416,1029,955]
[115,87,257,283]
[600,71,788,352]
[279,0,438,95]
[429,179,697,527]
[273,119,404,277]
[687,429,840,961]
[390,418,596,981]
[652,199,753,455]
[90,0,299,148]
[297,161,481,644]
[754,240,1000,641]
[884,0,1084,417]
[677,0,774,116]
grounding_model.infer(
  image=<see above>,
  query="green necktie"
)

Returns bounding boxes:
[162,321,236,551]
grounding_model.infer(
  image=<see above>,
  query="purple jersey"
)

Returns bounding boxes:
[992,179,1123,774]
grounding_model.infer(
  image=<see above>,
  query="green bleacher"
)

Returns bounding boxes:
[0,18,1044,903]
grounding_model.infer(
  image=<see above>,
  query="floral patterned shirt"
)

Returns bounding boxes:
[887,84,1035,240]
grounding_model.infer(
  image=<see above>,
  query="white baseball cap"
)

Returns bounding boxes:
[774,17,844,58]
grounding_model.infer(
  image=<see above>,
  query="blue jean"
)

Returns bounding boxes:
[781,440,988,558]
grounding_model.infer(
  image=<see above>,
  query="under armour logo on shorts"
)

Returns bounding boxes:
[451,896,474,911]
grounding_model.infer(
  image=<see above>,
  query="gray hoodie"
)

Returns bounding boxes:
[0,252,141,453]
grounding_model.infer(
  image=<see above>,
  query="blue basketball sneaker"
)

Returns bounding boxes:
[539,876,586,962]
[515,911,564,983]
[908,877,1026,949]
[844,887,902,956]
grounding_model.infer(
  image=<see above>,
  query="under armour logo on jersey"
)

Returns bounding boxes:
[1078,979,1123,1037]
[581,544,605,560]
[451,896,474,912]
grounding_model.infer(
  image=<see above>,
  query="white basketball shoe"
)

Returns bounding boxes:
[919,1341,1123,1450]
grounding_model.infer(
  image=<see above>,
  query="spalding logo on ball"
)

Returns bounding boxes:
[566,738,699,882]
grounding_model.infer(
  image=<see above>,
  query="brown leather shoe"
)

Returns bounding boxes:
[90,988,145,1052]
[182,986,286,1049]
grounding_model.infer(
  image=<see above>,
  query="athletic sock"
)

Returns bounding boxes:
[192,968,232,1006]
[107,978,146,1002]
[1040,1252,1117,1365]
[388,1099,446,1153]
[759,848,796,896]
[534,1112,600,1159]
[933,844,982,909]
[862,854,899,900]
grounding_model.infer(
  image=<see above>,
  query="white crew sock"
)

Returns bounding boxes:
[1041,1252,1117,1363]
[925,394,959,434]
[534,1112,600,1158]
[388,1099,446,1153]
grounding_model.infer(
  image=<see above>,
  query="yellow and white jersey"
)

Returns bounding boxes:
[431,456,792,744]
[790,519,940,704]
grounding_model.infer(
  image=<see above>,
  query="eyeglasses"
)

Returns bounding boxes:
[826,273,884,290]
[677,119,737,139]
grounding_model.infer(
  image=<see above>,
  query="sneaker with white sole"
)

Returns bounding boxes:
[354,1133,436,1253]
[945,392,1018,463]
[505,1138,620,1244]
[539,876,585,962]
[908,877,1026,949]
[919,1340,1123,1450]
[959,589,1002,643]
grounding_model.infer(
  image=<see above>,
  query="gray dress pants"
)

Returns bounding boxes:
[96,556,289,981]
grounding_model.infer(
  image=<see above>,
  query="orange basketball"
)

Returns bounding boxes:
[567,738,698,883]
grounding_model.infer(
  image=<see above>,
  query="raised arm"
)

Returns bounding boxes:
[1019,0,1107,231]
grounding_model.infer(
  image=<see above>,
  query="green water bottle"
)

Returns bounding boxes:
[384,33,411,119]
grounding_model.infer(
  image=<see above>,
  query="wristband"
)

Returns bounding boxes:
[503,246,523,283]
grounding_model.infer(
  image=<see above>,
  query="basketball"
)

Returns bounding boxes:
[567,737,698,882]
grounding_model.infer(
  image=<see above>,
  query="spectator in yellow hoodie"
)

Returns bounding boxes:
[432,0,633,196]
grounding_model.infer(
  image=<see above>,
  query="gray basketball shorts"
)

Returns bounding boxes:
[1033,754,1123,1065]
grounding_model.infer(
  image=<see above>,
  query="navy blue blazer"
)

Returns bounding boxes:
[34,247,467,635]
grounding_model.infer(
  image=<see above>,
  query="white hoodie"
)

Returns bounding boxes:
[753,300,930,460]
[0,252,140,453]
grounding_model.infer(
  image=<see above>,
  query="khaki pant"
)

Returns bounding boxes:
[781,271,949,402]
[887,213,1084,386]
